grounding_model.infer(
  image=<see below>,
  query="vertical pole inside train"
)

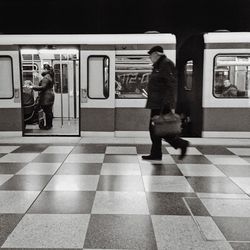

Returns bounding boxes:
[73,59,76,119]
[67,54,70,121]
[59,53,64,126]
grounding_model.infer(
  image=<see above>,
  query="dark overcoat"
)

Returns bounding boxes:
[146,55,177,111]
[33,73,55,106]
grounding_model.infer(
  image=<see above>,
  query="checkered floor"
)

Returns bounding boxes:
[0,141,250,249]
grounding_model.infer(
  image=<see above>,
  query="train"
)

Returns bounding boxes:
[0,32,249,137]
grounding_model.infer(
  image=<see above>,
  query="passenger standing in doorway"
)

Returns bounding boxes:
[31,64,55,130]
[142,46,189,160]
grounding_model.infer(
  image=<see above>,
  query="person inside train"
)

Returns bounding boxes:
[29,64,55,130]
[142,45,189,161]
[221,79,238,97]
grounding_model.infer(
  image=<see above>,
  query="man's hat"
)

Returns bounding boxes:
[148,46,164,55]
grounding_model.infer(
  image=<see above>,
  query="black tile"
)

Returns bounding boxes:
[104,155,139,163]
[136,144,167,154]
[0,175,51,191]
[84,214,157,250]
[0,214,23,246]
[172,155,212,164]
[0,154,6,158]
[32,154,67,163]
[184,197,210,216]
[57,163,102,175]
[71,144,106,154]
[0,163,27,174]
[213,217,250,241]
[28,191,95,214]
[242,157,250,163]
[230,242,250,250]
[186,177,244,194]
[216,164,250,177]
[196,146,234,155]
[146,192,196,215]
[140,164,182,176]
[97,175,144,191]
[12,144,49,153]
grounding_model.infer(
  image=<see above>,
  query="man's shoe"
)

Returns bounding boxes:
[142,155,162,160]
[179,141,190,160]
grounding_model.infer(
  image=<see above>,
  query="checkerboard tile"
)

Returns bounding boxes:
[0,142,250,249]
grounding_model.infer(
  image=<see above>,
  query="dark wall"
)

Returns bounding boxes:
[0,0,249,38]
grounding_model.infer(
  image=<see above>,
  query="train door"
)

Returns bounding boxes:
[20,47,80,136]
[80,49,115,135]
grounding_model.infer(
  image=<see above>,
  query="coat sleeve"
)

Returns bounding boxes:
[159,61,177,110]
[32,77,50,92]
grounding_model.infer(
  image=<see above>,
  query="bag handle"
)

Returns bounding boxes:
[160,105,175,115]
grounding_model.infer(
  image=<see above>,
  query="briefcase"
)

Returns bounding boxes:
[152,112,182,137]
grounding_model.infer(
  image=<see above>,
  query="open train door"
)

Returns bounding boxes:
[21,47,80,136]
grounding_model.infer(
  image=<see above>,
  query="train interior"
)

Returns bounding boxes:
[21,47,80,136]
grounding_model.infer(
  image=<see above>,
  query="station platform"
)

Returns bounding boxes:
[0,136,250,249]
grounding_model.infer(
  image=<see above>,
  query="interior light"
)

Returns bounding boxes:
[39,49,78,54]
[21,49,39,54]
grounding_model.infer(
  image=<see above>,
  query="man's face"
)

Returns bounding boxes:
[149,52,159,64]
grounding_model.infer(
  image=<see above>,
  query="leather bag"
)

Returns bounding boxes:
[152,112,182,137]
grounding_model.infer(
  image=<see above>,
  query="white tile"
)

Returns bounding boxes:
[0,191,39,213]
[16,163,61,175]
[177,164,225,177]
[230,177,250,194]
[0,153,39,163]
[227,147,250,156]
[197,193,250,199]
[45,175,99,191]
[42,146,74,154]
[101,163,141,175]
[201,198,250,217]
[205,155,249,165]
[151,215,232,250]
[194,216,226,241]
[0,146,19,153]
[143,176,194,192]
[138,154,175,164]
[166,146,202,155]
[2,214,90,248]
[105,146,137,154]
[0,174,13,185]
[65,154,104,163]
[92,191,149,214]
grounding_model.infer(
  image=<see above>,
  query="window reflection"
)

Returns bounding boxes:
[115,55,152,98]
[184,60,193,91]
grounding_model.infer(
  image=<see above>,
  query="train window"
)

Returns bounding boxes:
[22,63,39,84]
[214,55,250,98]
[54,64,68,93]
[184,60,193,91]
[115,55,152,98]
[0,56,14,99]
[87,56,110,99]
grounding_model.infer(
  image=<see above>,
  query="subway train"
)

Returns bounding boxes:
[0,32,249,137]
[177,32,250,138]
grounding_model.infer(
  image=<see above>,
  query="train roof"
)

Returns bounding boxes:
[204,32,250,43]
[0,34,176,45]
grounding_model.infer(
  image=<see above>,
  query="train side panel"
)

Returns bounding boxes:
[0,47,22,132]
[202,34,250,137]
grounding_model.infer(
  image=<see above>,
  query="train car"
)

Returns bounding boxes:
[0,34,176,136]
[177,32,250,138]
